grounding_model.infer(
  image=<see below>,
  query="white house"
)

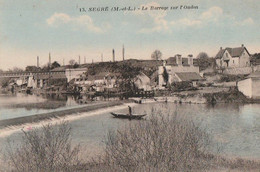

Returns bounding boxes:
[215,44,251,68]
[238,72,260,99]
[134,72,151,91]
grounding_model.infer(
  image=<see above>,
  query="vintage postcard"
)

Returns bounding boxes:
[0,0,259,171]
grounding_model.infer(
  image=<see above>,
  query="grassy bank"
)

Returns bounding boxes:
[3,111,260,171]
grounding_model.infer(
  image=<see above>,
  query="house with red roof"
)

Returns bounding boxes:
[215,44,251,68]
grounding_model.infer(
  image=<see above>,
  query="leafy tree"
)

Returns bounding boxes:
[118,64,141,93]
[251,53,260,65]
[151,50,162,60]
[196,52,209,59]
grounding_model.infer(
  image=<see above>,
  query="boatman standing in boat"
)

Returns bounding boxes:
[128,106,132,117]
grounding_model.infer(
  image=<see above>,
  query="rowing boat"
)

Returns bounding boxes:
[110,112,146,120]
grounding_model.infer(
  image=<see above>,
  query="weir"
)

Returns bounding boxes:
[0,101,123,129]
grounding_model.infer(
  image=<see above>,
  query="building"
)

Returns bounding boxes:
[65,68,88,82]
[173,72,204,87]
[158,55,200,88]
[134,72,151,91]
[237,72,260,99]
[215,44,251,68]
[74,72,120,92]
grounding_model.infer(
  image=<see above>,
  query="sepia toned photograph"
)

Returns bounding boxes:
[0,0,259,171]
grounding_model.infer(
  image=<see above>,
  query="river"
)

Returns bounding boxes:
[0,93,259,162]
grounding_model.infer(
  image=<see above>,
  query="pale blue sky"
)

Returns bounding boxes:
[0,0,259,70]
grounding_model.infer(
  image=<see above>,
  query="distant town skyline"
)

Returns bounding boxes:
[0,0,259,70]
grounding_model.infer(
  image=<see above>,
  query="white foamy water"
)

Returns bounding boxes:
[0,103,137,138]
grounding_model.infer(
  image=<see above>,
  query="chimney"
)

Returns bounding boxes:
[188,54,193,66]
[112,49,115,62]
[176,54,182,65]
[49,52,51,67]
[78,56,81,65]
[241,44,244,47]
[37,56,39,68]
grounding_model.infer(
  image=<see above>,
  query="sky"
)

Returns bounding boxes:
[0,0,259,70]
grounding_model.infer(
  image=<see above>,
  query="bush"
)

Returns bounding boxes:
[101,111,211,171]
[6,121,85,172]
[219,74,246,82]
[170,81,197,92]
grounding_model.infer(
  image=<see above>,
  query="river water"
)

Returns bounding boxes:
[0,93,259,161]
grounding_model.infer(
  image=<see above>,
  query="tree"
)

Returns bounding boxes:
[68,59,79,68]
[196,52,209,59]
[162,67,169,86]
[151,50,162,60]
[69,59,76,66]
[8,67,24,72]
[196,52,215,71]
[6,121,84,171]
[51,61,61,69]
[118,64,141,93]
[251,53,260,66]
[25,66,40,72]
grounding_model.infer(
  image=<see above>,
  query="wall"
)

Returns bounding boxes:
[229,57,239,67]
[252,78,260,99]
[239,49,250,67]
[238,78,252,98]
[223,67,253,75]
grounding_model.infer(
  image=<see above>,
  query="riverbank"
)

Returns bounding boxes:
[143,87,260,104]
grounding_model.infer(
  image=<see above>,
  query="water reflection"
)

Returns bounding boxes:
[0,94,259,159]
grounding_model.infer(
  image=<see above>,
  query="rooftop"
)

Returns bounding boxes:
[175,72,204,81]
